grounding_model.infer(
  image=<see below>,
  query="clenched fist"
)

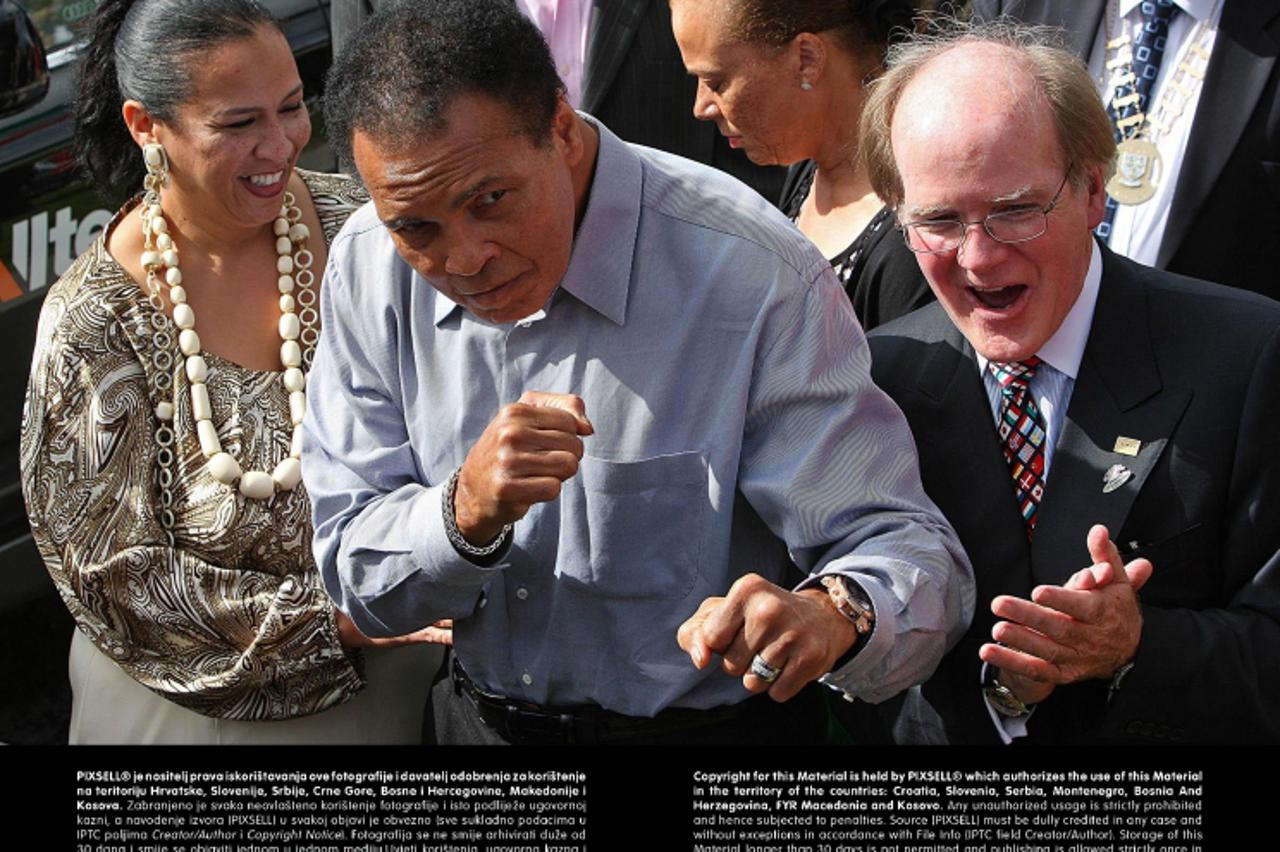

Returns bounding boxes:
[677,574,859,702]
[454,391,593,544]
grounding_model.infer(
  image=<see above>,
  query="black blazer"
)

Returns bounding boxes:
[972,0,1280,301]
[863,246,1280,743]
[582,0,785,200]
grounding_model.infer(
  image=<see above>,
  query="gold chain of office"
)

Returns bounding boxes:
[1101,2,1216,204]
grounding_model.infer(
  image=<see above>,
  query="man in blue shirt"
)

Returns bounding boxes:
[306,0,972,744]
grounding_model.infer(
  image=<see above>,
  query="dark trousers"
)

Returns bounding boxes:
[431,666,828,746]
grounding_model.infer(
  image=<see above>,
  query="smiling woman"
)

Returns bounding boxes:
[19,0,444,744]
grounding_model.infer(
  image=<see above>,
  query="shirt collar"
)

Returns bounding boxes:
[976,238,1102,381]
[433,113,639,327]
[557,115,638,326]
[1118,0,1215,23]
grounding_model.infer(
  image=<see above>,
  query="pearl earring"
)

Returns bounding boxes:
[142,142,169,190]
[800,80,814,91]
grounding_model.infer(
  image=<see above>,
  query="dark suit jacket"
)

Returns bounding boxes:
[581,0,784,201]
[972,0,1280,301]
[862,246,1280,743]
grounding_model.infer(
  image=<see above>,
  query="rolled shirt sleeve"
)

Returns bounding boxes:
[305,251,501,638]
[739,263,974,703]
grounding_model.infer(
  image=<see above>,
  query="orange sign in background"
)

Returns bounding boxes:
[0,263,23,302]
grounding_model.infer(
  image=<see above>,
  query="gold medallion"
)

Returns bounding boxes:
[1107,137,1162,205]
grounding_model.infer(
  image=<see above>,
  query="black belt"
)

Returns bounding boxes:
[450,657,782,745]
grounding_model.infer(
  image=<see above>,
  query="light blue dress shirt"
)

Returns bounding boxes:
[303,121,974,716]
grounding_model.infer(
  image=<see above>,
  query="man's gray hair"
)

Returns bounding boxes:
[859,17,1116,210]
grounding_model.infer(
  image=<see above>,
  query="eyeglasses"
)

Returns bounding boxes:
[900,171,1072,255]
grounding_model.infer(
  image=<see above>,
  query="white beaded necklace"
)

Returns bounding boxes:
[139,165,316,506]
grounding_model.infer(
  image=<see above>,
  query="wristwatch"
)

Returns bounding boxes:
[817,576,876,701]
[820,575,875,638]
[983,667,1036,719]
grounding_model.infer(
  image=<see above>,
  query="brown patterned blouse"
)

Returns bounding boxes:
[21,170,371,720]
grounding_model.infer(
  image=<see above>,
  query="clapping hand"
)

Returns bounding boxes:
[980,524,1153,704]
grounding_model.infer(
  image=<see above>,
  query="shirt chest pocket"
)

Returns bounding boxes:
[555,451,708,600]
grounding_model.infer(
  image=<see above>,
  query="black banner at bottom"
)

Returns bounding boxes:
[3,743,1261,850]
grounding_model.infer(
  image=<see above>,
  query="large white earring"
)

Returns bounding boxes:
[142,142,169,191]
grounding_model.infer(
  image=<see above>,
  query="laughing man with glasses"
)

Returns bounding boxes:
[841,20,1280,744]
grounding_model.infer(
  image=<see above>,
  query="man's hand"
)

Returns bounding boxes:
[677,574,859,702]
[336,610,454,648]
[454,391,593,544]
[981,524,1153,704]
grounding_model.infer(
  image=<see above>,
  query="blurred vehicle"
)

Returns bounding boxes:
[0,0,337,744]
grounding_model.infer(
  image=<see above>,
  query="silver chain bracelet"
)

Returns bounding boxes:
[442,468,513,561]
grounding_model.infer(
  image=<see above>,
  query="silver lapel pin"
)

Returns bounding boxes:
[1103,463,1133,494]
